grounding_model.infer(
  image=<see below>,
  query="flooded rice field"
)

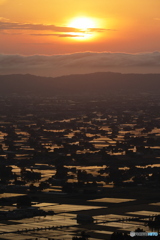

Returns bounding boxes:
[0,93,160,239]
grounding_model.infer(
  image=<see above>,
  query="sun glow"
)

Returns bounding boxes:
[69,17,96,30]
[68,17,97,40]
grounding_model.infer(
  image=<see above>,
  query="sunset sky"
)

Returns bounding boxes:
[0,0,160,76]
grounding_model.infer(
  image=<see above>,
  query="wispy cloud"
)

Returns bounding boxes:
[87,28,116,32]
[0,52,160,77]
[30,33,85,37]
[0,18,112,37]
[0,20,82,32]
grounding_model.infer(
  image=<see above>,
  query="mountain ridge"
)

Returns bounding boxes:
[0,72,160,95]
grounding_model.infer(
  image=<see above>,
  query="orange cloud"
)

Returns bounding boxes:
[0,18,114,37]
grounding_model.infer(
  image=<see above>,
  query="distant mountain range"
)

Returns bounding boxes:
[0,72,160,95]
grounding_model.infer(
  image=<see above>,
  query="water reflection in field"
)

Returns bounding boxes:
[88,198,136,203]
[127,210,160,216]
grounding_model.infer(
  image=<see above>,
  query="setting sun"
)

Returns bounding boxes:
[68,17,96,30]
[67,17,97,40]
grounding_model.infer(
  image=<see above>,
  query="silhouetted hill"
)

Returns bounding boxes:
[0,72,160,95]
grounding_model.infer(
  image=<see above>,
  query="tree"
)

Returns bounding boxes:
[17,195,32,208]
[0,165,13,183]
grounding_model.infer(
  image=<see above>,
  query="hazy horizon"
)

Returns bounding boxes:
[1,51,160,78]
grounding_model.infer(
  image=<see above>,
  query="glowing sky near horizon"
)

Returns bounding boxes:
[0,0,160,55]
